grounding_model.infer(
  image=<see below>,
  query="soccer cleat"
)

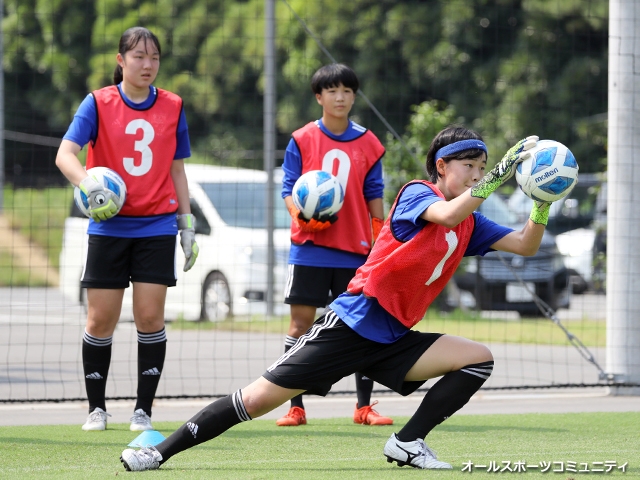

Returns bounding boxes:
[82,407,111,431]
[120,446,162,471]
[275,406,307,426]
[353,400,393,425]
[383,433,452,469]
[130,408,153,431]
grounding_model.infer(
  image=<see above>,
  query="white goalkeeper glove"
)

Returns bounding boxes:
[79,175,119,222]
[177,213,199,272]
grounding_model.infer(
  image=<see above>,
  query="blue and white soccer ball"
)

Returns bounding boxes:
[292,170,344,220]
[515,140,579,203]
[73,166,127,218]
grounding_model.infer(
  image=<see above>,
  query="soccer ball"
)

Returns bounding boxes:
[292,170,344,220]
[515,140,579,203]
[74,166,127,218]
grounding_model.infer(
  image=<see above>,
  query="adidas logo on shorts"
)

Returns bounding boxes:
[142,367,161,376]
[85,372,103,380]
[186,422,198,438]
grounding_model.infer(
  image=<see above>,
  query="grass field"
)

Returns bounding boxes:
[0,412,636,478]
[0,250,50,286]
[171,312,606,347]
[3,186,71,269]
[0,186,70,285]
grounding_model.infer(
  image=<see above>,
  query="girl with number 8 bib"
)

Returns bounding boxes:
[56,26,198,432]
[120,126,548,471]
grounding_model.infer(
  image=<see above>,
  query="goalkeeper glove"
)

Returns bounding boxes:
[79,175,119,222]
[287,203,337,233]
[529,201,551,225]
[471,135,539,199]
[177,214,199,272]
[371,217,384,243]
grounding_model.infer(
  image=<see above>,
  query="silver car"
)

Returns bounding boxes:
[452,194,571,315]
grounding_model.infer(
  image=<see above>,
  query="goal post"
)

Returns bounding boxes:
[606,0,640,394]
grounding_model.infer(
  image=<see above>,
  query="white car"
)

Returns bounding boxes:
[59,165,291,321]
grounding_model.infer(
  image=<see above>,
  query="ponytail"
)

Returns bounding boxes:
[113,65,123,85]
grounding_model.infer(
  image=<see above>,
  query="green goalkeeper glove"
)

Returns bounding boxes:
[79,175,119,222]
[471,135,539,199]
[177,214,199,272]
[529,201,551,225]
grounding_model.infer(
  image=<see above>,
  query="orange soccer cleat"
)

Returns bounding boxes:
[353,400,393,425]
[276,406,307,426]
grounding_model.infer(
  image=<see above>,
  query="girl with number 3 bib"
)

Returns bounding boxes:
[56,27,198,433]
[120,125,550,471]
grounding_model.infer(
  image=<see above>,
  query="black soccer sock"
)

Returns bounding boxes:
[284,335,304,409]
[397,361,494,442]
[156,390,251,463]
[82,330,112,413]
[355,373,374,408]
[135,328,167,416]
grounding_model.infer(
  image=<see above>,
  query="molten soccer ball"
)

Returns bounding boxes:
[292,170,344,220]
[515,140,579,203]
[74,166,127,218]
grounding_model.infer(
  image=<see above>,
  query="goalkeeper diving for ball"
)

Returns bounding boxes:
[121,126,548,471]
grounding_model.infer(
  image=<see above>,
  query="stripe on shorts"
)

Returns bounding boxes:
[267,310,340,372]
[283,264,295,298]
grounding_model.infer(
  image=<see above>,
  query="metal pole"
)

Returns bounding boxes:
[0,0,4,212]
[606,0,640,394]
[264,0,276,317]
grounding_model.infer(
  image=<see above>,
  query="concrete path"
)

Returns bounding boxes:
[1,320,608,401]
[3,287,635,428]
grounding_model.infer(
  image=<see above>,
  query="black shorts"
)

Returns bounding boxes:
[283,265,358,308]
[263,310,443,396]
[81,235,177,289]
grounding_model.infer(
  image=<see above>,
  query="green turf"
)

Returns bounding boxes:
[0,412,636,478]
[0,250,50,286]
[170,313,607,347]
[4,186,71,270]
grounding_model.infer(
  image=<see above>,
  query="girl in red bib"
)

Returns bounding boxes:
[120,126,550,472]
[56,27,197,433]
[279,63,391,426]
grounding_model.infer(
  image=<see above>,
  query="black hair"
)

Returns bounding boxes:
[113,27,161,85]
[310,63,359,95]
[425,125,486,183]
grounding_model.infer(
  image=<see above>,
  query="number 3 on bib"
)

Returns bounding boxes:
[124,119,155,176]
[425,230,458,286]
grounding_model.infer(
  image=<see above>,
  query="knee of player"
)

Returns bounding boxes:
[240,390,271,418]
[289,319,314,337]
[469,342,493,364]
[481,342,493,359]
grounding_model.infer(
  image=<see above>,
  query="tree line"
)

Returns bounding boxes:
[5,0,608,194]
